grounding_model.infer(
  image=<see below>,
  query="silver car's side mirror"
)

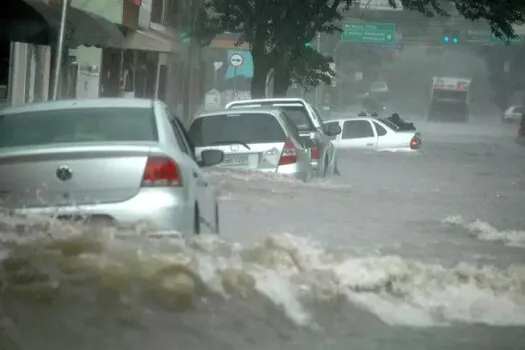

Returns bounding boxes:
[199,149,224,167]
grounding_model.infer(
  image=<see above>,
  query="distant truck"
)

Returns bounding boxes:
[428,76,471,122]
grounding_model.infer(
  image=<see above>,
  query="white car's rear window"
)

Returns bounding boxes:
[188,113,286,147]
[0,107,157,148]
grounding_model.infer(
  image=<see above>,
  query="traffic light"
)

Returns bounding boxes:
[305,41,312,48]
[443,28,460,44]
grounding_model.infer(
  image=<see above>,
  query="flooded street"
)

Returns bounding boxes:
[1,118,525,350]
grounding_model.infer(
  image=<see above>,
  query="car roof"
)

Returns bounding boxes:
[0,98,155,115]
[195,108,283,119]
[225,98,308,108]
[227,98,306,104]
[330,116,387,124]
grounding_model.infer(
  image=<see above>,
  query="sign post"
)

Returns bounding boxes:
[213,62,223,88]
[229,53,243,100]
[341,22,396,44]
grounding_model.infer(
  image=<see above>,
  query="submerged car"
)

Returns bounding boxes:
[224,98,341,177]
[188,109,314,181]
[323,116,422,151]
[0,98,224,235]
[502,105,523,123]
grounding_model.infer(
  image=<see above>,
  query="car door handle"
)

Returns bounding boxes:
[366,143,374,146]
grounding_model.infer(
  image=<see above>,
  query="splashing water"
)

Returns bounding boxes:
[442,215,525,248]
[0,215,524,343]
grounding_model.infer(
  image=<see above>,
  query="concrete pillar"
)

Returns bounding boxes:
[26,44,36,103]
[37,45,52,101]
[8,42,29,106]
[155,52,168,99]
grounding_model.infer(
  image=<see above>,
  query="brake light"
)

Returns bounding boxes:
[142,156,182,187]
[311,147,320,160]
[278,140,297,165]
[410,136,420,149]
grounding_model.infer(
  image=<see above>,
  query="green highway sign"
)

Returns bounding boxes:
[341,22,396,44]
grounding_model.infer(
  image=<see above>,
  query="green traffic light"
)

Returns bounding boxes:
[452,37,459,44]
[305,42,312,48]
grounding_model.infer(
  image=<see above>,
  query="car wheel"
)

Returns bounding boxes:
[194,204,201,234]
[214,203,220,234]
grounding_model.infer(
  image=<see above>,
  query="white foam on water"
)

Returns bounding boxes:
[1,216,524,329]
[442,215,525,247]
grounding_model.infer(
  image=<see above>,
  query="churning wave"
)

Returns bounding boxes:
[0,215,524,345]
[442,215,525,248]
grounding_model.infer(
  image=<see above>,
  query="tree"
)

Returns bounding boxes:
[273,47,335,97]
[195,0,353,98]
[196,0,524,98]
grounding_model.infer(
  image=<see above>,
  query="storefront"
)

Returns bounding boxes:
[1,0,126,105]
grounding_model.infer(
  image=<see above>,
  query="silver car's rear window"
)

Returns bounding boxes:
[188,113,286,147]
[0,107,158,148]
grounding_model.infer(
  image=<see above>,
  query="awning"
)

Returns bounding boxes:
[0,0,125,48]
[125,29,174,52]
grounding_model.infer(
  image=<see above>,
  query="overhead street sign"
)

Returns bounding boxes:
[341,22,396,44]
[230,54,243,67]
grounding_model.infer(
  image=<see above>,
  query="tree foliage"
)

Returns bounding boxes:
[196,0,525,98]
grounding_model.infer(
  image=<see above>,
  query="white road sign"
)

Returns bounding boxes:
[230,54,243,67]
[204,89,222,110]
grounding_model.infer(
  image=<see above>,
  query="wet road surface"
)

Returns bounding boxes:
[1,118,524,350]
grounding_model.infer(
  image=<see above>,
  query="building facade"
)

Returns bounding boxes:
[1,0,208,120]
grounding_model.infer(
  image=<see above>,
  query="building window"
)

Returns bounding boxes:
[150,0,164,24]
[151,0,185,28]
[165,0,181,28]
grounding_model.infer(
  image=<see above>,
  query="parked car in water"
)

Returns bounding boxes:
[0,98,224,235]
[323,116,422,151]
[188,109,314,181]
[502,105,523,123]
[224,98,341,177]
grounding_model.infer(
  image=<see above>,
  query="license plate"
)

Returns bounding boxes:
[222,155,249,166]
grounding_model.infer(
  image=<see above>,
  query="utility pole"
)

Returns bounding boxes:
[52,0,69,100]
[183,0,201,123]
[314,32,321,107]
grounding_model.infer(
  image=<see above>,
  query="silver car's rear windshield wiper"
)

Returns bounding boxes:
[211,141,251,150]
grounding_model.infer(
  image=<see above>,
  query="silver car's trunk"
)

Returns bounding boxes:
[197,142,285,171]
[0,144,152,207]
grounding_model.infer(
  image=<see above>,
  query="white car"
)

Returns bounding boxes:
[323,117,422,151]
[225,98,341,177]
[502,105,523,123]
[188,109,314,181]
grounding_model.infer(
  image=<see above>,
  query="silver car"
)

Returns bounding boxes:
[225,98,341,177]
[188,109,314,181]
[0,98,224,235]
